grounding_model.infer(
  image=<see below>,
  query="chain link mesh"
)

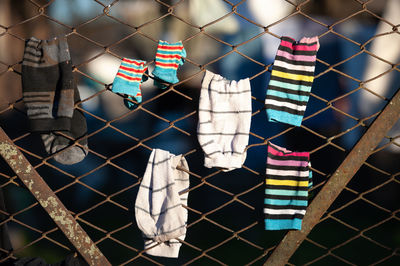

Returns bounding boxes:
[0,0,399,265]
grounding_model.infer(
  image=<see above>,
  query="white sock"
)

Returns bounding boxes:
[197,70,252,171]
[135,149,189,258]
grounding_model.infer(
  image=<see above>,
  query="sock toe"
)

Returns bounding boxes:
[52,144,88,165]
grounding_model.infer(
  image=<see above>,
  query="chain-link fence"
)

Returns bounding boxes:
[0,0,399,265]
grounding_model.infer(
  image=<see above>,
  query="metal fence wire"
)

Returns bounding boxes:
[0,0,399,265]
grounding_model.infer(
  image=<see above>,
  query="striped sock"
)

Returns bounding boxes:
[112,58,148,109]
[152,40,186,88]
[197,71,252,171]
[265,36,320,126]
[135,149,189,258]
[264,142,312,230]
[22,37,88,165]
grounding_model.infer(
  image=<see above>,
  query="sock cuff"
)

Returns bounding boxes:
[144,238,184,258]
[151,68,179,84]
[112,78,142,96]
[280,36,319,53]
[23,36,71,68]
[266,109,304,127]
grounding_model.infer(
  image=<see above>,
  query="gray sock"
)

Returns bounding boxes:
[22,37,88,165]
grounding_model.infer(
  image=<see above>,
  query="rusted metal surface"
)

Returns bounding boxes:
[264,87,400,266]
[0,127,111,266]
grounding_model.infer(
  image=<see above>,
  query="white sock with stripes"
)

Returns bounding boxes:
[197,70,252,171]
[135,149,189,258]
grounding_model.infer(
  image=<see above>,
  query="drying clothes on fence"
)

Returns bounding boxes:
[264,142,312,230]
[135,149,190,258]
[112,58,148,110]
[265,36,320,127]
[21,37,88,165]
[197,70,252,171]
[152,40,186,88]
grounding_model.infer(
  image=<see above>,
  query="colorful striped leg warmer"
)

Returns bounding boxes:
[264,142,312,230]
[152,40,186,88]
[22,37,88,165]
[112,58,148,109]
[265,36,320,126]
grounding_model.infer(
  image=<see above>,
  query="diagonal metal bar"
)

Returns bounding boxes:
[0,127,111,266]
[265,87,400,266]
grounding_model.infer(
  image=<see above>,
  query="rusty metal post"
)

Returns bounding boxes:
[0,127,111,266]
[265,88,400,266]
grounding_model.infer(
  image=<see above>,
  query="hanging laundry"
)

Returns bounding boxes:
[135,149,189,258]
[265,36,320,126]
[197,70,252,171]
[21,37,88,165]
[264,142,312,230]
[112,58,148,109]
[152,40,186,88]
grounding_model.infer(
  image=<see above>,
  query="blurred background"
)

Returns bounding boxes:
[0,0,399,265]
